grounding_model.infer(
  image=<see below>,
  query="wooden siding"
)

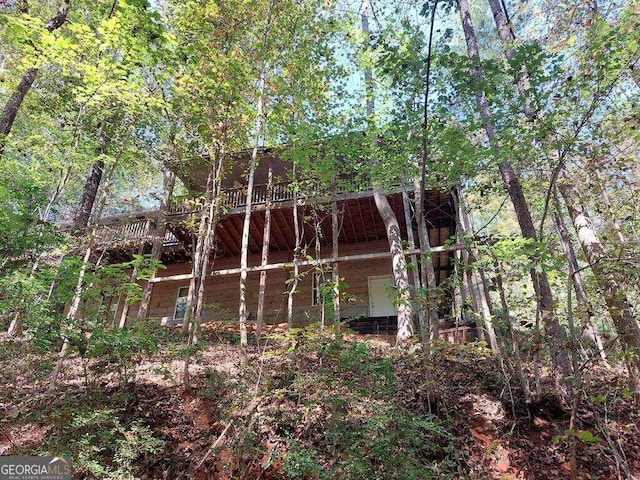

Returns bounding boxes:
[142,240,436,326]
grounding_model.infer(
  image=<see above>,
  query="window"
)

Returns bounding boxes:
[174,287,189,320]
[312,271,333,306]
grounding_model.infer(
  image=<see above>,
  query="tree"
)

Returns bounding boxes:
[485,0,640,375]
[455,0,573,394]
[0,0,70,156]
[360,0,415,344]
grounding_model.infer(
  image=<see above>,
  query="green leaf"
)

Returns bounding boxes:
[576,430,599,444]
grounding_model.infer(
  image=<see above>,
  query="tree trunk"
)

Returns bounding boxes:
[402,190,426,340]
[0,0,70,155]
[457,0,572,393]
[256,159,273,339]
[485,0,538,120]
[552,193,607,363]
[493,261,532,404]
[287,167,301,327]
[373,187,414,344]
[137,167,176,320]
[118,243,145,328]
[418,0,441,343]
[414,181,440,341]
[183,154,223,389]
[487,0,631,372]
[0,69,37,154]
[181,154,223,336]
[48,156,112,393]
[454,188,498,351]
[312,207,326,328]
[48,246,92,393]
[331,198,341,322]
[72,159,104,233]
[239,71,267,350]
[559,179,640,370]
[361,0,414,344]
[591,167,626,244]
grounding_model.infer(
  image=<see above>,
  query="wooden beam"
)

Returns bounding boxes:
[248,213,263,253]
[224,217,244,255]
[278,207,295,242]
[214,228,234,257]
[149,244,465,283]
[359,200,370,241]
[368,197,379,241]
[345,201,359,241]
[269,209,287,252]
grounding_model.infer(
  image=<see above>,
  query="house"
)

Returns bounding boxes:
[91,150,459,334]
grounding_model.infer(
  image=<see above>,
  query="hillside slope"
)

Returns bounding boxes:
[1,326,638,479]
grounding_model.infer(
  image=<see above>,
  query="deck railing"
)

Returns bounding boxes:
[92,175,371,245]
[92,219,181,247]
[222,180,295,209]
[93,218,154,245]
[170,174,367,215]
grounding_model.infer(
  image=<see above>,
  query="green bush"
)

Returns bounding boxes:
[43,408,164,480]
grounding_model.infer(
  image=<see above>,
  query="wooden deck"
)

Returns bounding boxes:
[346,317,476,344]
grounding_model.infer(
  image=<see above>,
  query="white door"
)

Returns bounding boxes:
[368,275,396,317]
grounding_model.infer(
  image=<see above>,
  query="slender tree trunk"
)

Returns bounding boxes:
[492,256,532,404]
[414,181,440,341]
[239,71,267,350]
[48,246,91,393]
[117,243,145,328]
[312,207,325,328]
[463,267,484,339]
[256,159,273,339]
[552,193,607,362]
[452,250,464,327]
[591,167,626,245]
[287,166,301,327]
[454,188,498,351]
[0,1,70,156]
[137,167,176,320]
[559,179,640,371]
[458,0,572,393]
[418,0,441,343]
[402,190,426,340]
[48,159,113,393]
[485,0,538,120]
[183,153,224,389]
[7,165,72,335]
[182,153,223,336]
[331,197,340,322]
[7,255,41,335]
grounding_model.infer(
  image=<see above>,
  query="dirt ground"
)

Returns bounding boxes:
[1,326,639,479]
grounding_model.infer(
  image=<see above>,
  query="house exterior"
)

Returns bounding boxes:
[92,152,458,332]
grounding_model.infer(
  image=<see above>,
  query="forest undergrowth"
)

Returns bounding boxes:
[1,323,639,480]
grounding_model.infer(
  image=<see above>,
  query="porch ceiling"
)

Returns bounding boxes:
[166,190,455,259]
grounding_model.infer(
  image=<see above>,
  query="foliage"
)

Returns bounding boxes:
[46,408,165,480]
